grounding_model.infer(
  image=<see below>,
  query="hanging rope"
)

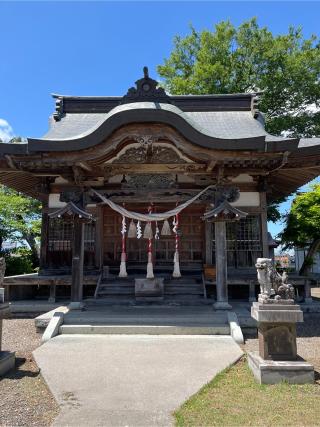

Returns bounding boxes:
[119,212,128,277]
[172,210,181,278]
[90,185,215,221]
[146,204,154,279]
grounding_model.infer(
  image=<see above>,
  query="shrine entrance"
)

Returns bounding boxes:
[102,206,204,270]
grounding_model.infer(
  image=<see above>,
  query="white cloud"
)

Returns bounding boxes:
[0,118,14,142]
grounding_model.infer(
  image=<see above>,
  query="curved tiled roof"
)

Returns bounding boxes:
[28,102,298,153]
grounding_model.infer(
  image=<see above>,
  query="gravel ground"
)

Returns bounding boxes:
[243,312,320,382]
[0,316,59,427]
[1,310,319,426]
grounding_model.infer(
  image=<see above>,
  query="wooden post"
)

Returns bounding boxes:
[39,202,49,273]
[213,221,232,310]
[70,217,85,309]
[260,192,269,258]
[95,206,103,270]
[205,221,212,265]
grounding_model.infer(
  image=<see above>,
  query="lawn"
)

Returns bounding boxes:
[175,357,320,426]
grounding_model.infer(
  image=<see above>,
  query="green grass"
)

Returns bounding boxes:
[174,357,320,426]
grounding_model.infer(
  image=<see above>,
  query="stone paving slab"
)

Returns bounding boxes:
[34,334,243,427]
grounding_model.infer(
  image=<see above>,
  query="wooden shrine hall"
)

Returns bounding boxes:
[2,67,320,308]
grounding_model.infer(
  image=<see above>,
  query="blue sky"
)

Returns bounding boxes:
[1,1,319,239]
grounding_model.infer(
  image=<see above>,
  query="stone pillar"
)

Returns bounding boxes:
[249,280,256,303]
[69,218,85,310]
[304,279,313,304]
[48,281,56,303]
[213,221,231,310]
[0,302,15,376]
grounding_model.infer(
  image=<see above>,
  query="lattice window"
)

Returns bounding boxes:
[212,215,262,268]
[48,218,96,268]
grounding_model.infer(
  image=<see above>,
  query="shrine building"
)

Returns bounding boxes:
[2,68,320,308]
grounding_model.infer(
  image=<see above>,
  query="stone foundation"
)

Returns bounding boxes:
[248,352,314,385]
[135,278,164,302]
[0,351,15,376]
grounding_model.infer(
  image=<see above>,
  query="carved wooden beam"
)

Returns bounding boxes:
[206,160,217,172]
[103,163,207,175]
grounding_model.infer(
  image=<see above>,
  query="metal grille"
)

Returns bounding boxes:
[84,222,96,267]
[48,219,72,267]
[212,215,262,268]
[48,219,96,268]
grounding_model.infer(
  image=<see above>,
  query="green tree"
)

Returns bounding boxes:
[0,186,41,266]
[157,18,320,221]
[280,184,320,275]
[158,18,320,137]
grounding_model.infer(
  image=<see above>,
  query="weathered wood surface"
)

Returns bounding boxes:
[3,274,98,286]
[214,221,228,305]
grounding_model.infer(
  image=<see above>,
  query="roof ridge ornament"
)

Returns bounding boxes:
[121,66,171,104]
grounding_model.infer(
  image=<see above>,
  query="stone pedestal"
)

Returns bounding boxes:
[135,278,164,302]
[248,352,314,384]
[0,302,15,376]
[252,301,303,361]
[249,300,314,384]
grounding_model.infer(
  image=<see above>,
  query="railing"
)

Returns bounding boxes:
[94,272,103,299]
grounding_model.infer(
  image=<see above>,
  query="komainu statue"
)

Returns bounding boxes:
[255,258,295,303]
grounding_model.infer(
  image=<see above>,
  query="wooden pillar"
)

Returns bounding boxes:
[39,202,49,273]
[95,206,103,270]
[205,221,213,265]
[260,192,269,258]
[213,221,232,310]
[70,218,85,309]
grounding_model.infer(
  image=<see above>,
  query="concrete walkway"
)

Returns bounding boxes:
[34,334,242,427]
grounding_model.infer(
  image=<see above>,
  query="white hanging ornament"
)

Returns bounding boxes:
[143,222,153,239]
[155,222,160,240]
[137,221,142,239]
[146,251,154,279]
[128,220,137,238]
[161,219,171,236]
[119,215,128,278]
[173,251,181,278]
[119,252,128,277]
[172,217,178,234]
[121,216,127,235]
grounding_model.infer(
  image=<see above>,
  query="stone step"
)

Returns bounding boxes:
[164,285,203,290]
[164,290,203,296]
[60,324,230,335]
[99,285,134,291]
[98,289,135,296]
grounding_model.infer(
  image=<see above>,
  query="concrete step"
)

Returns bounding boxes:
[60,324,230,335]
[60,306,230,336]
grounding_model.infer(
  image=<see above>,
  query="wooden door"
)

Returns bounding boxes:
[103,208,122,265]
[102,206,205,267]
[179,208,204,264]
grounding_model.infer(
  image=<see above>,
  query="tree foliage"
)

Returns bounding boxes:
[158,18,320,137]
[280,184,320,275]
[0,186,41,266]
